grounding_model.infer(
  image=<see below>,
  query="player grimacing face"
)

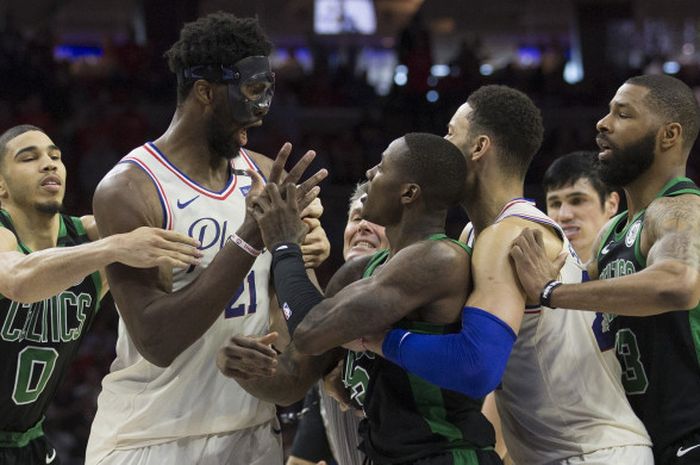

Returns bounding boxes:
[0,130,66,215]
[595,84,658,187]
[343,198,389,261]
[546,177,617,262]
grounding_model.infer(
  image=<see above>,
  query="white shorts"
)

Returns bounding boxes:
[555,444,653,465]
[93,420,283,465]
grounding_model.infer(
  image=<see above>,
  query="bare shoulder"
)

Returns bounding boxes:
[80,215,99,241]
[478,216,561,260]
[646,194,700,232]
[93,162,162,235]
[325,254,374,297]
[382,239,470,285]
[0,227,18,252]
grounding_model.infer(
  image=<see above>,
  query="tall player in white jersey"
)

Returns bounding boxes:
[85,13,328,465]
[367,86,652,464]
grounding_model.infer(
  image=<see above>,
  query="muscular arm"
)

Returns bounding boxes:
[97,145,325,367]
[0,218,199,304]
[219,256,369,405]
[378,220,561,398]
[294,241,470,355]
[547,195,700,315]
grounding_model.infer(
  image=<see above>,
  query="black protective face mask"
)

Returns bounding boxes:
[180,55,275,125]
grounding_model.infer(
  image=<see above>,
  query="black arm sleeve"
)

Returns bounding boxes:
[271,242,325,335]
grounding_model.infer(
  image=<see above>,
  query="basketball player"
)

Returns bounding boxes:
[220,133,503,464]
[510,74,700,465]
[288,182,387,465]
[543,151,620,263]
[0,125,202,465]
[84,13,327,465]
[364,85,653,464]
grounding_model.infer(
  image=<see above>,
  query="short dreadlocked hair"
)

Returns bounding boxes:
[165,12,273,102]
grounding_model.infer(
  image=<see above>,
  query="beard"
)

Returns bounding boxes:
[35,201,62,215]
[596,131,656,188]
[205,100,239,160]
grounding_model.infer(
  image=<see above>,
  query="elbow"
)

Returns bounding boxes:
[129,326,178,367]
[658,264,700,310]
[137,341,176,368]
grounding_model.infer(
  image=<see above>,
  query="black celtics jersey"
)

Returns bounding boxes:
[343,235,495,464]
[0,210,101,435]
[596,177,700,453]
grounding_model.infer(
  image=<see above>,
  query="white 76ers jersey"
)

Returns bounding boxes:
[86,143,275,464]
[491,200,650,464]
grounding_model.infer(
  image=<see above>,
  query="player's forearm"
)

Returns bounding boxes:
[295,282,400,355]
[551,260,700,315]
[1,238,118,303]
[119,233,260,367]
[236,346,333,406]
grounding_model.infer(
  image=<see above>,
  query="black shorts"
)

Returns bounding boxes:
[0,435,60,465]
[659,430,700,465]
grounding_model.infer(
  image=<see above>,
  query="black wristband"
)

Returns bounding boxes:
[539,279,563,308]
[271,242,325,335]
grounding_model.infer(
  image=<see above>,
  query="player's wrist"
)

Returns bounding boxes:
[236,220,264,250]
[539,279,563,308]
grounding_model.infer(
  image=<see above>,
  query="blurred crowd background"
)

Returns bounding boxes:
[2,0,700,462]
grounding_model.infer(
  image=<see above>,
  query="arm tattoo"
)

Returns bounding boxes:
[646,196,700,271]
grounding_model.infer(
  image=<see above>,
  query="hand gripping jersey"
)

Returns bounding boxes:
[86,143,275,463]
[0,212,101,443]
[493,199,650,465]
[343,235,498,465]
[596,177,700,456]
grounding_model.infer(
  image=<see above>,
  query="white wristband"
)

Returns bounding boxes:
[229,233,262,257]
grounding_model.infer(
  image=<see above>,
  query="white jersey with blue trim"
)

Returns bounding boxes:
[492,199,650,464]
[86,143,275,463]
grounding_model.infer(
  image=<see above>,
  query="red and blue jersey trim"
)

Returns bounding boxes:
[143,142,239,200]
[119,157,173,230]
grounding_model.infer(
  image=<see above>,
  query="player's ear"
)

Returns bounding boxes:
[470,134,491,162]
[0,173,8,199]
[400,183,420,205]
[192,79,215,106]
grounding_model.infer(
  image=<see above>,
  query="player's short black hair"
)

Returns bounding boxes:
[466,85,544,178]
[625,74,700,150]
[165,12,273,102]
[0,124,45,170]
[401,132,466,209]
[543,151,614,208]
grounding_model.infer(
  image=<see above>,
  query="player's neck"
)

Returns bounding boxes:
[623,162,685,218]
[386,211,446,255]
[3,204,60,250]
[466,176,524,233]
[153,112,233,191]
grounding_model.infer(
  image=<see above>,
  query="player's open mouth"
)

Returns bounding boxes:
[234,120,263,147]
[562,226,579,240]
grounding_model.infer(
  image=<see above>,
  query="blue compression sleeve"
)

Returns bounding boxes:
[382,306,516,398]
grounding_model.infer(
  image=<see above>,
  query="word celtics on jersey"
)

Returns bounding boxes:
[596,177,700,453]
[0,211,101,434]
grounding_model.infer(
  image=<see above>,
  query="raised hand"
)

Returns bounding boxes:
[217,332,279,380]
[111,226,202,269]
[249,183,310,250]
[301,218,330,268]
